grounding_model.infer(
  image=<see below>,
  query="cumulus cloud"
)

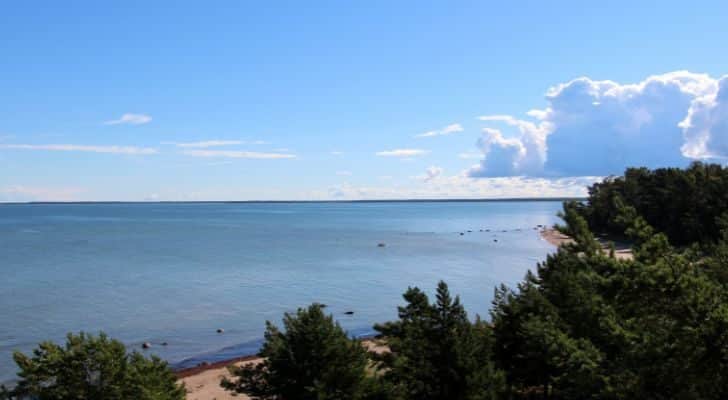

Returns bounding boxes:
[0,143,157,155]
[469,71,728,177]
[680,76,728,159]
[104,113,152,125]
[181,149,296,159]
[376,149,429,157]
[417,123,464,138]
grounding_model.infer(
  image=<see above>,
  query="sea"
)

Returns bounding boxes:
[0,200,563,383]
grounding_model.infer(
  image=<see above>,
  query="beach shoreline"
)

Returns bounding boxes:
[540,227,633,260]
[178,337,387,400]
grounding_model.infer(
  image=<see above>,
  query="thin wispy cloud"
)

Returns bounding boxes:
[0,144,158,155]
[416,123,464,138]
[336,170,352,176]
[458,151,481,159]
[331,151,344,156]
[0,185,85,202]
[421,166,443,182]
[376,149,429,157]
[174,140,243,148]
[181,149,296,159]
[104,113,152,125]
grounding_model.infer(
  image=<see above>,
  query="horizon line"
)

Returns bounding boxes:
[0,197,585,205]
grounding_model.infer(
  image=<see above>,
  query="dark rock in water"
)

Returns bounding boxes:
[161,342,168,346]
[377,243,386,247]
[198,361,210,367]
[493,239,498,242]
[318,303,328,308]
[479,229,483,232]
[344,311,354,315]
[459,232,464,236]
[142,342,151,349]
[217,328,224,333]
[467,230,472,233]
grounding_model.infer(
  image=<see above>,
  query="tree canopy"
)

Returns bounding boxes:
[373,281,504,400]
[578,161,728,246]
[2,332,185,400]
[221,303,371,400]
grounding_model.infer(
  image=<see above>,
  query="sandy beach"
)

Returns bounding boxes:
[540,228,633,260]
[178,339,389,400]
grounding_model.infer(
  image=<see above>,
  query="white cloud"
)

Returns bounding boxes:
[680,76,728,159]
[416,123,464,138]
[376,149,429,157]
[331,151,344,156]
[175,140,243,148]
[470,71,728,177]
[104,113,152,125]
[0,143,158,155]
[181,149,296,159]
[318,174,601,201]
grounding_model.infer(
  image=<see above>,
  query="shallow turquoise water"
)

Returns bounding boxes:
[0,201,560,382]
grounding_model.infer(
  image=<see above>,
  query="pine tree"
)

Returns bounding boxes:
[222,303,369,400]
[374,281,504,400]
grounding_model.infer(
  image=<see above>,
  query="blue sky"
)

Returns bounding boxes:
[2,1,728,201]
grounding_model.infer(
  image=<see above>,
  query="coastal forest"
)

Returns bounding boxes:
[3,162,728,400]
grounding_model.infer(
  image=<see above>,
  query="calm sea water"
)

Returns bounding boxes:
[0,201,561,382]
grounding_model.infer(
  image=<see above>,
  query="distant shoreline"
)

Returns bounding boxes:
[0,198,583,206]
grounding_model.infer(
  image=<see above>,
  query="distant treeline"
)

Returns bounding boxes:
[577,162,728,246]
[4,164,728,400]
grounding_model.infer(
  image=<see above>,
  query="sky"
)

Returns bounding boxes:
[1,1,728,201]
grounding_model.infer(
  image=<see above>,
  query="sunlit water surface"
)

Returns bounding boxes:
[0,201,561,382]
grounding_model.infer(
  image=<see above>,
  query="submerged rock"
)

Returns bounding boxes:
[142,342,151,349]
[377,243,386,247]
[344,311,354,315]
[216,328,224,333]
